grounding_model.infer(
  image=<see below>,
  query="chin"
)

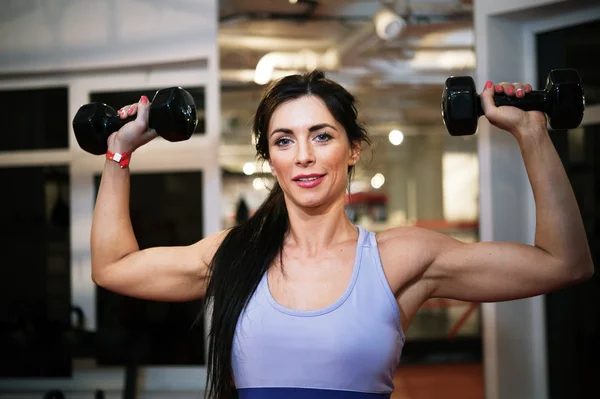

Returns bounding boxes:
[295,195,327,209]
[292,189,343,210]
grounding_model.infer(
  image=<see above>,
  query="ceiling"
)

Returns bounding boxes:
[217,0,476,175]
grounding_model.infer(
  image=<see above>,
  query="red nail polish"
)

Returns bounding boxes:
[140,95,148,103]
[495,85,503,92]
[485,80,493,89]
[506,87,514,94]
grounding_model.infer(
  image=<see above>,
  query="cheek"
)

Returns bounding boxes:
[268,152,291,175]
[326,147,350,170]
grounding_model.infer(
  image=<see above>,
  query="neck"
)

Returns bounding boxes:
[284,194,358,254]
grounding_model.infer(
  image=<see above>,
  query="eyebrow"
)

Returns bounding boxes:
[270,123,338,136]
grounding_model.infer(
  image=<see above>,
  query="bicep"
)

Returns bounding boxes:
[425,236,570,302]
[93,230,227,302]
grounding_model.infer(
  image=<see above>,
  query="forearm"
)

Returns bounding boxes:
[91,159,139,278]
[517,128,593,275]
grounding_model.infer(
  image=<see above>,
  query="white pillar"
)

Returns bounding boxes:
[474,1,596,398]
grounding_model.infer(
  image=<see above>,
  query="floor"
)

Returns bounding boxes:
[391,362,484,399]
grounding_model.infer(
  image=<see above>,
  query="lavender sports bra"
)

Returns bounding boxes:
[231,225,405,398]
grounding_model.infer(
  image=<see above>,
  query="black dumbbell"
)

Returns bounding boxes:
[73,87,198,155]
[441,68,585,136]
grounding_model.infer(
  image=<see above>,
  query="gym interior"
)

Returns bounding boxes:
[0,0,599,398]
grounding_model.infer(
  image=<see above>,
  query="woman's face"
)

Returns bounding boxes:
[267,95,360,210]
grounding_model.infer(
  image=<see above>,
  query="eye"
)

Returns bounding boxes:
[274,136,292,147]
[315,132,332,142]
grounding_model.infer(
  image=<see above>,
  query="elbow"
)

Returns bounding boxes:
[567,255,595,285]
[91,270,103,287]
[91,262,110,288]
[581,261,595,281]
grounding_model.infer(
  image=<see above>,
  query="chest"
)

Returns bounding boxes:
[266,245,357,312]
[232,270,403,390]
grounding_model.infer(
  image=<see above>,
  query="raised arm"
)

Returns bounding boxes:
[381,80,593,307]
[91,96,226,302]
[426,80,594,301]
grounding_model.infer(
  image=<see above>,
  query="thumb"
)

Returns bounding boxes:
[479,80,497,118]
[133,95,151,132]
[135,95,159,142]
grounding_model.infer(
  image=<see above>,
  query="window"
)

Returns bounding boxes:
[0,165,71,377]
[93,171,206,366]
[0,88,68,151]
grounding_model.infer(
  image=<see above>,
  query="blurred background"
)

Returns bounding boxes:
[0,0,598,398]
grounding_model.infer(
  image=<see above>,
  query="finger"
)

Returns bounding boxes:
[118,104,136,119]
[501,82,515,96]
[524,83,533,93]
[512,82,525,98]
[494,83,504,94]
[127,103,138,116]
[134,95,152,131]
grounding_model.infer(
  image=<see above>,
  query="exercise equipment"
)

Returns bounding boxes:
[73,87,198,155]
[441,68,585,136]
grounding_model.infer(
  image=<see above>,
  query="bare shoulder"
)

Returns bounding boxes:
[374,226,458,292]
[374,226,465,324]
[190,228,231,268]
[376,225,451,258]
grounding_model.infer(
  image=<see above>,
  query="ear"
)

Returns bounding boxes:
[268,159,277,177]
[348,141,362,166]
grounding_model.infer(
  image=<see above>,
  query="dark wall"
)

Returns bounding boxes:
[536,18,600,399]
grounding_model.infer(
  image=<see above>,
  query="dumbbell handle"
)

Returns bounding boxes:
[102,112,137,136]
[477,91,548,116]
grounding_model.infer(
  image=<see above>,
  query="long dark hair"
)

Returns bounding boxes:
[203,69,371,399]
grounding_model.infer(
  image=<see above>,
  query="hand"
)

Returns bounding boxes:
[480,80,548,138]
[107,95,158,153]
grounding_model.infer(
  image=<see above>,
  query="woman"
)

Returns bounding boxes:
[91,70,594,399]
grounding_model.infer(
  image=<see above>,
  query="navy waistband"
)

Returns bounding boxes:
[237,388,391,399]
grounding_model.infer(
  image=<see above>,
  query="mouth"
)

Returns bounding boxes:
[292,173,326,188]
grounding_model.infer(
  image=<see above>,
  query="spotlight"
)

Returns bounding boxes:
[373,8,406,41]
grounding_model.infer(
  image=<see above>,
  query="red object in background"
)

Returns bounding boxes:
[345,192,388,205]
[413,219,479,230]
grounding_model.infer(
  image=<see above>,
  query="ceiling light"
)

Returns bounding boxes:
[373,8,406,41]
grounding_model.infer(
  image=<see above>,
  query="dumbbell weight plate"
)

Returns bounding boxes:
[149,87,198,142]
[72,103,120,155]
[441,76,479,136]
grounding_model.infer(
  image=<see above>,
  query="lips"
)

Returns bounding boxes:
[292,173,326,188]
[292,173,325,181]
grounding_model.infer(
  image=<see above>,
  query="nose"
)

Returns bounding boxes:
[294,140,315,167]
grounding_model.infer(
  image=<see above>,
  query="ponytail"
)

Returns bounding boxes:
[203,182,288,399]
